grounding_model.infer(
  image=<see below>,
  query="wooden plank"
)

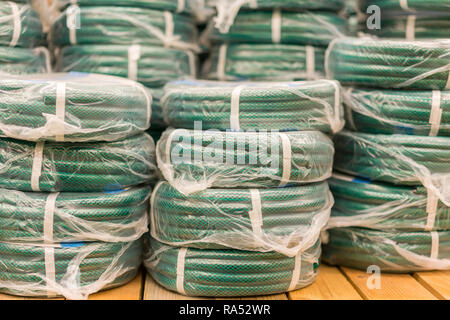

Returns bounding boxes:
[88,272,143,300]
[341,267,437,300]
[288,265,362,300]
[413,270,450,300]
[144,274,210,300]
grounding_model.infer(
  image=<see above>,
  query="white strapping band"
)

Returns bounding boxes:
[128,45,141,81]
[44,193,59,243]
[249,189,263,238]
[164,11,174,47]
[8,1,21,47]
[55,82,66,142]
[278,133,292,187]
[305,46,315,80]
[271,9,281,44]
[425,188,439,231]
[67,4,80,45]
[399,0,409,10]
[447,67,450,90]
[186,50,196,77]
[217,44,228,81]
[176,247,187,295]
[177,0,185,13]
[288,253,302,291]
[31,142,45,192]
[430,231,439,260]
[149,181,163,237]
[405,15,416,41]
[230,85,245,130]
[45,246,56,297]
[429,90,442,137]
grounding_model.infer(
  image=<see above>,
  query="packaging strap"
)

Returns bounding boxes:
[8,1,21,47]
[278,133,292,187]
[288,253,302,291]
[176,247,188,295]
[249,189,263,238]
[271,9,281,44]
[217,44,228,81]
[31,142,45,192]
[429,90,442,137]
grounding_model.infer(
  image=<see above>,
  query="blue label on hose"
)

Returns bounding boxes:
[61,242,84,248]
[395,125,414,135]
[352,177,371,184]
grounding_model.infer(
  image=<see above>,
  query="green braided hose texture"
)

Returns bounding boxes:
[0,73,151,142]
[208,0,344,11]
[145,238,321,297]
[203,44,326,81]
[0,2,43,47]
[0,46,50,75]
[51,6,199,50]
[0,240,142,298]
[150,181,332,256]
[328,174,450,231]
[208,10,345,47]
[323,228,450,272]
[0,185,151,243]
[326,38,450,90]
[56,45,197,89]
[0,133,157,192]
[162,80,344,133]
[157,129,334,194]
[343,88,450,136]
[358,0,450,12]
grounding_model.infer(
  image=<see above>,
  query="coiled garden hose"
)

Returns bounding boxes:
[0,133,157,192]
[328,173,450,231]
[162,80,344,134]
[0,239,142,299]
[157,129,334,194]
[0,185,151,243]
[145,237,321,297]
[325,38,450,90]
[150,181,332,256]
[56,45,196,89]
[322,227,450,272]
[0,2,43,47]
[0,73,151,142]
[51,6,199,51]
[343,88,450,136]
[0,46,50,75]
[203,44,326,81]
[358,0,450,12]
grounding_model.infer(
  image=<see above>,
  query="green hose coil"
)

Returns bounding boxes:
[150,181,332,255]
[0,133,157,192]
[157,129,334,194]
[0,73,151,142]
[328,173,450,231]
[209,0,344,12]
[0,185,151,243]
[343,88,450,136]
[162,80,344,133]
[323,228,450,272]
[145,237,321,297]
[326,38,450,90]
[358,0,450,12]
[203,44,326,81]
[0,46,50,75]
[0,239,142,298]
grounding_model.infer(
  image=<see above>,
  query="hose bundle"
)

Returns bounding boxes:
[322,228,450,272]
[358,0,450,12]
[145,237,321,297]
[326,38,450,90]
[0,73,151,142]
[0,185,151,243]
[150,181,332,255]
[157,129,334,194]
[56,45,196,89]
[203,44,326,81]
[0,46,50,75]
[0,133,157,192]
[343,88,450,136]
[162,80,343,133]
[0,239,142,299]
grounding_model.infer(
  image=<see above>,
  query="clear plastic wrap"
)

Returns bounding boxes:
[144,237,321,297]
[325,37,450,90]
[0,185,151,243]
[203,44,326,81]
[0,133,157,192]
[0,73,151,142]
[0,239,142,299]
[157,129,335,195]
[162,80,344,134]
[343,88,450,136]
[322,227,450,272]
[150,181,332,256]
[0,46,50,75]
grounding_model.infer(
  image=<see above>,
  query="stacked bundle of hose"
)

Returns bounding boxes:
[0,133,157,192]
[150,181,332,255]
[0,73,151,142]
[145,237,321,297]
[0,46,50,75]
[162,80,344,133]
[343,88,450,136]
[0,239,142,299]
[202,43,326,81]
[157,129,334,195]
[0,185,151,243]
[322,228,450,272]
[358,0,450,13]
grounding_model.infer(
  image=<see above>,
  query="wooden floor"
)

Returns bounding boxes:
[0,265,448,300]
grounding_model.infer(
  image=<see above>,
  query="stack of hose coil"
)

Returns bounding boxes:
[202,0,345,81]
[0,1,50,75]
[324,36,450,272]
[0,73,156,299]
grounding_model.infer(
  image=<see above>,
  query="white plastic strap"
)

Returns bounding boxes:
[31,142,45,192]
[186,50,196,77]
[128,45,141,81]
[429,90,442,137]
[34,47,52,73]
[45,246,56,297]
[8,1,21,47]
[425,188,439,231]
[305,46,315,80]
[405,15,416,41]
[149,181,163,237]
[430,231,439,259]
[44,193,59,243]
[55,82,66,142]
[399,0,409,10]
[288,253,302,291]
[330,81,342,134]
[176,0,185,13]
[446,67,450,90]
[164,11,174,46]
[249,189,263,238]
[217,44,228,81]
[67,5,80,45]
[278,133,292,187]
[271,9,281,44]
[230,85,245,130]
[165,130,178,167]
[176,248,187,295]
